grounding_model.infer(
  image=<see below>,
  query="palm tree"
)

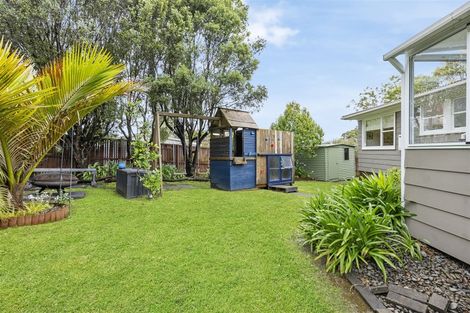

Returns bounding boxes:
[0,39,134,210]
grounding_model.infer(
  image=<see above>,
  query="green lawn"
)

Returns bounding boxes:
[0,181,358,313]
[295,180,344,194]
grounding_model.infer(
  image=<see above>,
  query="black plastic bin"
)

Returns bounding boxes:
[116,169,149,199]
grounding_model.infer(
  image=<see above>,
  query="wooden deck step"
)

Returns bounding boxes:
[269,185,298,193]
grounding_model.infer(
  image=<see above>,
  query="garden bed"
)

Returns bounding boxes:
[0,205,69,229]
[353,242,470,313]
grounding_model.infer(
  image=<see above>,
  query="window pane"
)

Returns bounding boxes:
[454,97,466,112]
[365,118,380,130]
[281,156,293,168]
[281,168,291,180]
[383,115,394,129]
[422,102,444,118]
[423,116,444,131]
[366,129,380,146]
[383,131,394,146]
[411,29,466,144]
[269,157,280,169]
[269,169,280,181]
[455,112,466,128]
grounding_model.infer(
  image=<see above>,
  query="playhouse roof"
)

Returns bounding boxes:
[213,108,259,129]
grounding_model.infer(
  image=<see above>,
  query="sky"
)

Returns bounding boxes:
[246,0,466,141]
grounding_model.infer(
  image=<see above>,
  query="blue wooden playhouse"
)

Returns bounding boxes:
[209,108,295,191]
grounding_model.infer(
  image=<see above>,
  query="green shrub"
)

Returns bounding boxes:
[161,165,185,181]
[131,133,158,170]
[82,161,118,180]
[142,170,162,198]
[299,169,420,280]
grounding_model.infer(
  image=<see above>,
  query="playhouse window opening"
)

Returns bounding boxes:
[234,129,244,157]
[344,148,350,160]
[210,129,229,138]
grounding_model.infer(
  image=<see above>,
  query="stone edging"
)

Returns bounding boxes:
[0,205,69,229]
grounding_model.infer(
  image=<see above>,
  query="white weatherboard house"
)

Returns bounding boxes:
[344,3,470,265]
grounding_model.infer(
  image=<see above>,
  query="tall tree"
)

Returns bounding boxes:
[0,0,136,166]
[149,0,267,176]
[271,102,324,176]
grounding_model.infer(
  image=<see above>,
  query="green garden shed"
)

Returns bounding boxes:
[298,144,356,181]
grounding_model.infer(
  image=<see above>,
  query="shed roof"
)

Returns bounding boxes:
[318,143,356,148]
[384,2,470,61]
[212,108,258,129]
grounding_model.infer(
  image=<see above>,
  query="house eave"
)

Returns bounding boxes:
[341,102,400,120]
[383,2,470,61]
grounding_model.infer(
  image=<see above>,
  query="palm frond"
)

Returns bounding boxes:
[0,40,134,208]
[19,44,134,184]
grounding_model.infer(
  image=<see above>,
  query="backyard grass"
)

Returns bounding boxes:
[295,180,344,194]
[0,181,356,313]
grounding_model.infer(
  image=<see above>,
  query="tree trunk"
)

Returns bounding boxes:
[191,140,200,176]
[73,138,88,168]
[11,183,25,210]
[184,141,195,177]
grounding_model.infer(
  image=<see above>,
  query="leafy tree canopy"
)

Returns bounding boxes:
[148,0,267,176]
[350,62,466,111]
[271,102,324,156]
[0,0,266,175]
[328,128,358,147]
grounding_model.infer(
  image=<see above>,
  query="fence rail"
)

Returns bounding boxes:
[39,139,209,173]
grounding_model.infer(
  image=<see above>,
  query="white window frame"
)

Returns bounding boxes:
[418,98,466,136]
[362,113,396,150]
[453,97,466,130]
[407,26,470,148]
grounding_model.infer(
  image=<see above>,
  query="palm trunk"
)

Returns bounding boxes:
[11,183,25,210]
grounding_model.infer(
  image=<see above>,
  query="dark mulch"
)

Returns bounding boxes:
[354,243,470,313]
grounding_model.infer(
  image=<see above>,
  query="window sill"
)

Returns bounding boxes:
[419,129,466,136]
[361,146,396,151]
[407,143,470,149]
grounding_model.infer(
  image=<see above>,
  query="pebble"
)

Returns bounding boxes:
[353,243,470,313]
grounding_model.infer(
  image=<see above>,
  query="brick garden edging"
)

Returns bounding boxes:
[0,205,69,229]
[346,272,454,313]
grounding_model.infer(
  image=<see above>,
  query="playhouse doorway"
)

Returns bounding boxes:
[267,155,293,186]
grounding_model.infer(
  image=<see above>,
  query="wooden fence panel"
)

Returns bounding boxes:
[39,139,209,174]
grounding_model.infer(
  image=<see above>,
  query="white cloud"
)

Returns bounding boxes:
[248,6,298,47]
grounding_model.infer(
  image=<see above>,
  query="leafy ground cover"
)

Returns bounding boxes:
[0,181,360,313]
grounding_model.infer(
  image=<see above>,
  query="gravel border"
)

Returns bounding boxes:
[353,243,470,313]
